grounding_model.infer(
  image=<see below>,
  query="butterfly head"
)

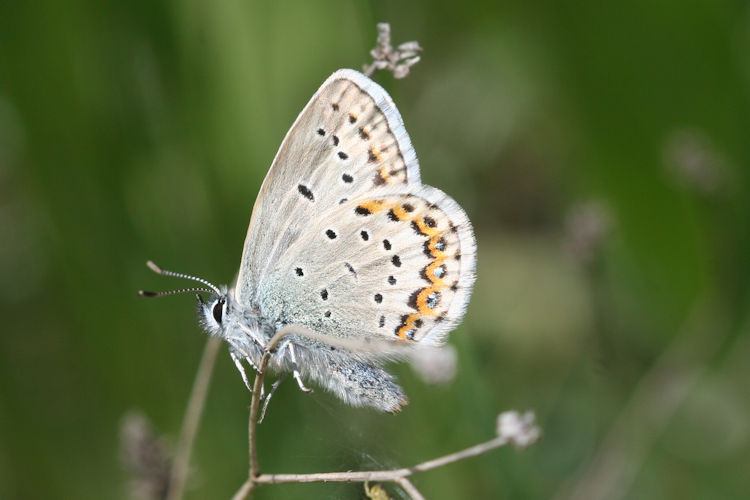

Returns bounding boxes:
[196,287,231,336]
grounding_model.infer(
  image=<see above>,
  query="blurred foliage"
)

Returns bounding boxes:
[1,1,749,499]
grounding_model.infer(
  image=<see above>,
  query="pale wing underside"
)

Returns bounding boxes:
[255,185,476,348]
[236,70,421,304]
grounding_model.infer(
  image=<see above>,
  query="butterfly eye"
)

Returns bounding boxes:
[212,299,224,324]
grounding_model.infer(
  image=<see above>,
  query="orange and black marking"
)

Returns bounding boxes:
[394,226,451,340]
[373,165,391,185]
[368,145,383,163]
[352,198,457,341]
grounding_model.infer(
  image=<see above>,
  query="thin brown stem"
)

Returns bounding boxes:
[166,335,222,500]
[253,435,511,485]
[234,327,298,500]
[231,479,256,500]
[395,477,426,500]
[248,352,269,479]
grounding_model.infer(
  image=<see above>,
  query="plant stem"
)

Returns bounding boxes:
[166,335,221,500]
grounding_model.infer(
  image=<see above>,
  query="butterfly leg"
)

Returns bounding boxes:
[279,340,313,393]
[258,373,288,423]
[230,350,253,392]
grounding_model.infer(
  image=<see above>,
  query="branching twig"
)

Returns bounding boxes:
[166,335,222,500]
[250,429,538,485]
[232,325,541,499]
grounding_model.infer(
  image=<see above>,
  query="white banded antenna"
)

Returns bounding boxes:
[138,260,221,298]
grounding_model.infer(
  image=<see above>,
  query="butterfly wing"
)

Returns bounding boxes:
[236,69,421,305]
[256,184,476,350]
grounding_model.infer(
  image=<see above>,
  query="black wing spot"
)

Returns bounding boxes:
[403,203,415,212]
[338,151,348,160]
[374,293,383,304]
[325,311,331,318]
[342,173,353,183]
[414,319,424,328]
[359,127,370,140]
[451,281,459,291]
[332,135,339,146]
[295,267,304,277]
[387,209,400,222]
[331,103,339,111]
[325,229,337,240]
[345,262,357,276]
[349,113,357,123]
[411,220,426,236]
[339,198,348,204]
[423,216,437,228]
[297,184,314,201]
[379,315,385,328]
[388,275,396,285]
[391,255,402,267]
[383,239,392,250]
[360,230,369,241]
[317,128,325,136]
[321,289,328,300]
[355,206,372,216]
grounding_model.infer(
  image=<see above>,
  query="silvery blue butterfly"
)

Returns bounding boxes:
[142,69,476,412]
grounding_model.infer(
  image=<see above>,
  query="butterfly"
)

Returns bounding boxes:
[142,69,476,413]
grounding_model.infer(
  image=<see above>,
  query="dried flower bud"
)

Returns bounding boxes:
[363,23,422,79]
[410,345,458,385]
[496,411,541,448]
[120,411,172,500]
[663,129,726,196]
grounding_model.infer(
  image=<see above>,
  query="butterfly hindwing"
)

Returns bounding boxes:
[236,70,421,304]
[255,184,476,351]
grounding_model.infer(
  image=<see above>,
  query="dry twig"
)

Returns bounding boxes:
[230,329,541,499]
[166,336,222,500]
[363,23,422,79]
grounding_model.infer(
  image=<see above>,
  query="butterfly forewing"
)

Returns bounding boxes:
[236,70,421,304]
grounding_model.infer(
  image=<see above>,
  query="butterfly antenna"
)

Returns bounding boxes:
[138,287,215,298]
[139,260,222,297]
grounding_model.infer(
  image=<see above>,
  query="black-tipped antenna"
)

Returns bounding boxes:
[138,287,215,298]
[140,260,221,296]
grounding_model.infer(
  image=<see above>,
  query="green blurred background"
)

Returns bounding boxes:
[1,1,749,498]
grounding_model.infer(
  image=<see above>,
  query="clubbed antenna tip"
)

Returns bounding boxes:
[146,260,163,274]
